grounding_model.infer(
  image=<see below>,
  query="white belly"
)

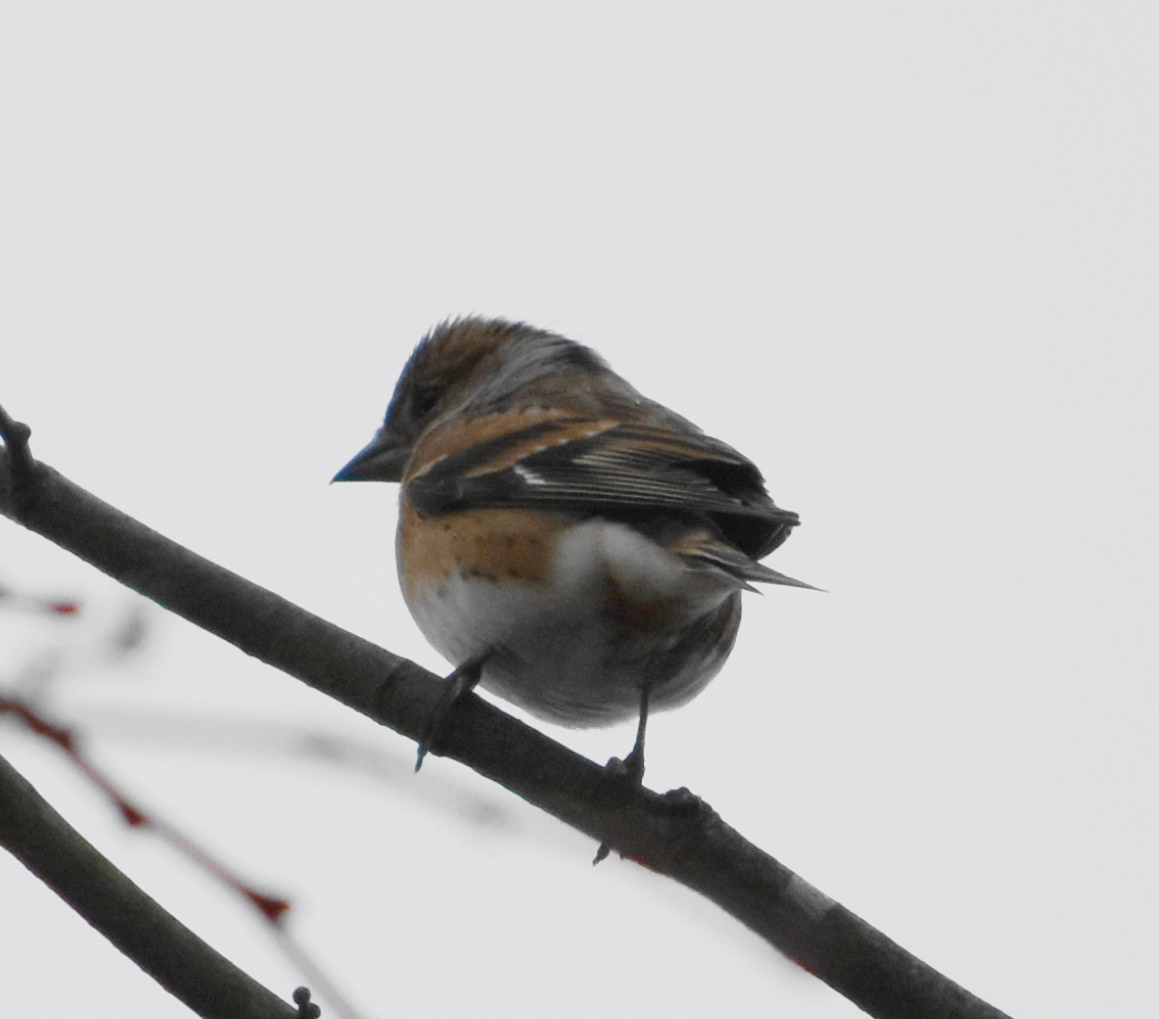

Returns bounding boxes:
[403,519,741,726]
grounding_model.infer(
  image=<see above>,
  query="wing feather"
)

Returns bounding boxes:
[408,419,799,559]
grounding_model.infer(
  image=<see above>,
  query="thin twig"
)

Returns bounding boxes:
[0,403,38,490]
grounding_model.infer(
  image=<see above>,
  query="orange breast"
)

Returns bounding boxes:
[398,501,573,598]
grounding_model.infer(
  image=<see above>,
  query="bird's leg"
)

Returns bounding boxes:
[621,676,654,785]
[415,651,491,771]
[593,677,654,864]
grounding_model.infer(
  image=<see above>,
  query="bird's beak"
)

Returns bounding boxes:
[332,430,410,483]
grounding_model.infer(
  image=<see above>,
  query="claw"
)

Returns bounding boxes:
[415,652,490,770]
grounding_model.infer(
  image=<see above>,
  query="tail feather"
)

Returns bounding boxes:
[678,533,821,592]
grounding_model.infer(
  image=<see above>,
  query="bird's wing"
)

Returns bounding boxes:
[407,417,799,559]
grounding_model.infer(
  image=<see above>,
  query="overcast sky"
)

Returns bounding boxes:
[2,5,1157,1017]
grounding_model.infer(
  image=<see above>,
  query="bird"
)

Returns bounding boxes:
[334,317,814,779]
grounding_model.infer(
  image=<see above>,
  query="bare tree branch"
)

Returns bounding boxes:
[0,749,299,1019]
[0,415,1013,1019]
[1,692,373,1019]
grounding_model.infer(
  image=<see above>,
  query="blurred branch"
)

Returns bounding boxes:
[3,676,420,1018]
[0,411,1012,1019]
[1,694,293,922]
[76,706,523,834]
[0,749,299,1019]
[0,580,80,615]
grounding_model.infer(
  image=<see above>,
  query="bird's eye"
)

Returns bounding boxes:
[409,382,443,421]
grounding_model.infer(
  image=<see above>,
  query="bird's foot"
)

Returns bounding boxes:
[415,653,489,771]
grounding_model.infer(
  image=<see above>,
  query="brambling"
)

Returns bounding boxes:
[334,317,813,777]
